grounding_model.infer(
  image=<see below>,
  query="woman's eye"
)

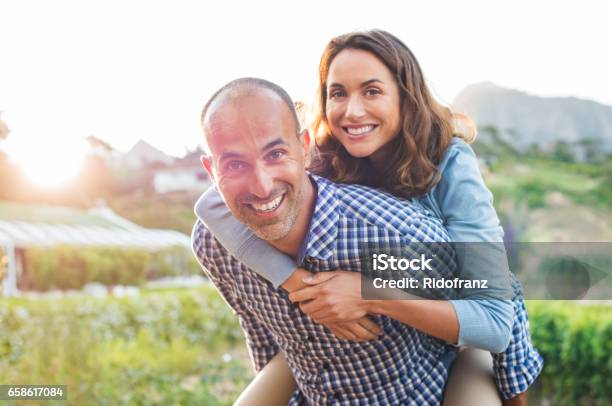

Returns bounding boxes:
[365,88,382,96]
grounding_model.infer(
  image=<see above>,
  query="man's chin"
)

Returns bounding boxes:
[248,222,292,241]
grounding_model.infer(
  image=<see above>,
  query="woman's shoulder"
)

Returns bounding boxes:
[438,137,479,177]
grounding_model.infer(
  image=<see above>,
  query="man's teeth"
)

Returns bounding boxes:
[346,125,375,135]
[251,195,283,212]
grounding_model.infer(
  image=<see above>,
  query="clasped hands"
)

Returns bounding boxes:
[281,268,382,341]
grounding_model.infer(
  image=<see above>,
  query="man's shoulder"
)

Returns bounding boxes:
[314,176,448,242]
[191,219,229,261]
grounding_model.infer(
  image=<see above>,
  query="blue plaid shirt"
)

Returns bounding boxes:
[193,175,458,405]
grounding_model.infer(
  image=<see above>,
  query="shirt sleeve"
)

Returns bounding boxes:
[194,187,297,288]
[191,221,280,372]
[434,140,514,352]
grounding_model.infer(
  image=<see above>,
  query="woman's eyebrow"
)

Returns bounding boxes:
[360,78,384,87]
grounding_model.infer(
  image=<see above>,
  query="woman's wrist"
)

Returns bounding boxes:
[366,300,387,316]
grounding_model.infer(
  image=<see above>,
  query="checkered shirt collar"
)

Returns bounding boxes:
[298,174,339,262]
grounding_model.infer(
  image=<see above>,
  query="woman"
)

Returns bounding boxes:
[199,30,542,405]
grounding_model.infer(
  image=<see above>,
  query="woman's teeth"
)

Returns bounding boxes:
[345,125,375,135]
[251,195,284,212]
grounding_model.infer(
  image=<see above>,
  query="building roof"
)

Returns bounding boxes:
[0,203,190,249]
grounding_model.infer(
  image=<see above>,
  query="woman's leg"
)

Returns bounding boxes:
[443,348,502,406]
[234,352,297,406]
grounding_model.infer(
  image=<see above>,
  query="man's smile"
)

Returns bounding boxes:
[244,193,286,217]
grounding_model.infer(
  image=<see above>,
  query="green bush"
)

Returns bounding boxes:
[21,245,201,291]
[2,289,609,405]
[0,287,249,405]
[526,301,612,405]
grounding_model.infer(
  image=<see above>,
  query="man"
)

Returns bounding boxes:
[192,77,462,404]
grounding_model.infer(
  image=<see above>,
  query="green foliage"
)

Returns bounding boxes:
[487,157,610,210]
[147,245,202,280]
[0,287,249,405]
[526,301,612,405]
[22,245,200,291]
[1,289,609,405]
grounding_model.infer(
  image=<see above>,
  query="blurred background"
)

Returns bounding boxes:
[1,1,610,404]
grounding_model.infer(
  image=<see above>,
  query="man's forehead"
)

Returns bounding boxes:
[204,88,296,153]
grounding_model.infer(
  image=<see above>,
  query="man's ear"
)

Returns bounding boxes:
[201,155,214,180]
[301,129,311,157]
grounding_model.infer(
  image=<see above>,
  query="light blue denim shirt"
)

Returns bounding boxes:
[195,137,513,353]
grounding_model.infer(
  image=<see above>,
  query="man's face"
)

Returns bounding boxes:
[203,90,310,241]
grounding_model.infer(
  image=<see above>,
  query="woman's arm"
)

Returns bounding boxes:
[290,271,458,345]
[434,139,514,351]
[290,271,512,353]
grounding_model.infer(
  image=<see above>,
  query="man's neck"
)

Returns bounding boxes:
[268,176,316,258]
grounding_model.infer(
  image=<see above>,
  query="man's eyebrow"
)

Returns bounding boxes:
[219,151,243,162]
[262,139,289,151]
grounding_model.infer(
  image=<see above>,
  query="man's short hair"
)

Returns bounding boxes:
[200,77,301,136]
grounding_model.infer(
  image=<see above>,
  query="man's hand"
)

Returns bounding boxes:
[288,271,368,323]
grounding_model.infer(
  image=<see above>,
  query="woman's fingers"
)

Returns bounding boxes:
[328,325,357,341]
[302,271,338,285]
[342,321,376,341]
[357,317,383,336]
[301,301,330,318]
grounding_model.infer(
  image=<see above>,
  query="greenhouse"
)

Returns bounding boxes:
[0,203,191,296]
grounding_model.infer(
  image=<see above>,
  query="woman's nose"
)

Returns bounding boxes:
[345,95,366,120]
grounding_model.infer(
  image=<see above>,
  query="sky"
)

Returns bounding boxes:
[1,0,611,178]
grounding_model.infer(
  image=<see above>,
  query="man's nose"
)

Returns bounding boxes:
[345,95,366,120]
[249,164,274,199]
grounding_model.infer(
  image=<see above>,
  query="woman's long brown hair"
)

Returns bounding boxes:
[310,29,475,199]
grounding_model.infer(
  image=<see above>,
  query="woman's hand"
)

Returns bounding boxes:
[283,268,381,341]
[288,271,369,323]
[325,318,382,341]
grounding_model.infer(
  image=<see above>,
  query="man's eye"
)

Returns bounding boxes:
[225,161,246,172]
[265,150,287,162]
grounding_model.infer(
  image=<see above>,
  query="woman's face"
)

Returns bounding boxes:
[325,48,402,161]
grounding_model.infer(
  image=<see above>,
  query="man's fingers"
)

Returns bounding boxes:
[288,286,319,303]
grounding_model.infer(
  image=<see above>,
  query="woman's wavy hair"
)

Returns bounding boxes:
[310,29,476,199]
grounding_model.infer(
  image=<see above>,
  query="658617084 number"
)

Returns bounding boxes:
[0,385,67,400]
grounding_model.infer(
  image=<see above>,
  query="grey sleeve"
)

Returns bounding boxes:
[195,187,297,287]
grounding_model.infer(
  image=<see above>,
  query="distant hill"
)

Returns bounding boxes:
[452,82,612,157]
